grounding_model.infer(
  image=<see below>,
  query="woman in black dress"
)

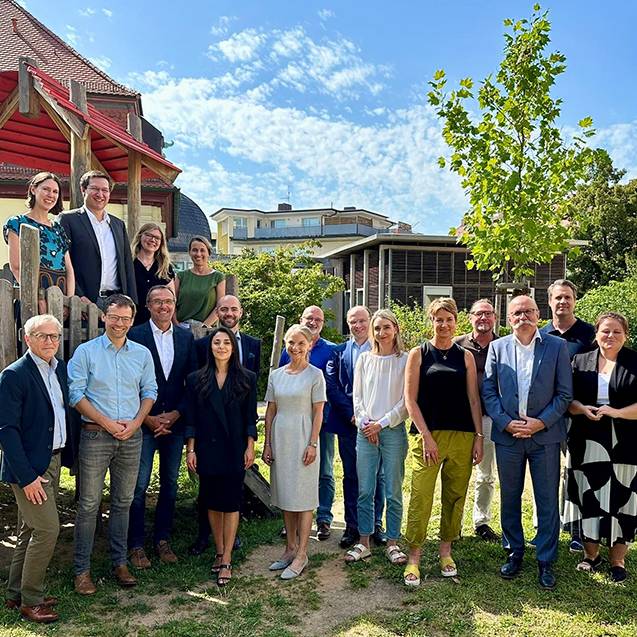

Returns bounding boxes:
[185,326,257,585]
[564,312,637,582]
[131,222,175,325]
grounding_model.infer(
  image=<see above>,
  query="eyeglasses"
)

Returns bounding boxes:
[105,314,133,324]
[149,299,175,306]
[32,333,61,342]
[510,309,538,317]
[86,186,111,195]
[471,311,494,318]
[143,233,162,242]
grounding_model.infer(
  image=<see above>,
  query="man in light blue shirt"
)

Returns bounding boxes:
[68,294,157,595]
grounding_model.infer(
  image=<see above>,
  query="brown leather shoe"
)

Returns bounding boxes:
[129,547,152,569]
[113,564,137,588]
[156,540,178,564]
[20,604,59,623]
[6,596,57,610]
[74,572,97,595]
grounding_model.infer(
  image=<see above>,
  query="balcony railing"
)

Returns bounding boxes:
[231,223,385,240]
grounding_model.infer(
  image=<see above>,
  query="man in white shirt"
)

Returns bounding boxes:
[482,295,572,590]
[60,171,137,307]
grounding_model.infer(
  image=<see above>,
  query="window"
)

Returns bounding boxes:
[272,219,287,228]
[302,217,321,227]
[233,217,248,229]
[343,290,351,311]
[423,285,453,307]
[356,288,364,305]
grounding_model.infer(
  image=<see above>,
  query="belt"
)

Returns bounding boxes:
[52,448,62,455]
[98,289,121,298]
[81,422,103,431]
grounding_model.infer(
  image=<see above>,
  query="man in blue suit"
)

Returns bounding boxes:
[0,315,75,623]
[325,306,386,548]
[127,285,197,567]
[482,295,572,590]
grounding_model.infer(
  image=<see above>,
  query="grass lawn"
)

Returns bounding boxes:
[0,424,635,637]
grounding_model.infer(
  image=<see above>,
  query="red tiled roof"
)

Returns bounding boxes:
[0,0,138,98]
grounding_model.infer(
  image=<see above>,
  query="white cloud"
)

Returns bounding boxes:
[214,28,267,63]
[79,7,95,17]
[89,55,112,71]
[211,15,237,37]
[318,9,334,20]
[65,25,80,46]
[102,8,113,18]
[594,121,637,179]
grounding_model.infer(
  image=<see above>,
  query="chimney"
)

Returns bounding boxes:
[343,206,357,211]
[12,18,18,33]
[277,202,292,211]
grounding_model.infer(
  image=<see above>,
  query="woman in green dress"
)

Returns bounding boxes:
[174,236,225,328]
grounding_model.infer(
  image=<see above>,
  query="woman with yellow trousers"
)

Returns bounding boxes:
[403,298,484,585]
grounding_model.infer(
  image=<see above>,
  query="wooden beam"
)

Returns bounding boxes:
[39,99,71,143]
[19,224,40,330]
[269,315,286,371]
[127,149,141,239]
[32,78,88,139]
[127,112,142,141]
[69,80,88,114]
[0,279,17,369]
[0,87,19,129]
[68,80,92,207]
[18,56,39,119]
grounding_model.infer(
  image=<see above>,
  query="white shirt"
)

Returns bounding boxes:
[28,351,67,450]
[85,206,119,291]
[150,320,174,380]
[351,339,371,372]
[597,371,611,405]
[235,331,243,364]
[513,329,541,417]
[353,351,408,429]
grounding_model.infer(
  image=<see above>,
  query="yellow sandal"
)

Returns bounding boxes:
[440,555,457,578]
[404,563,421,586]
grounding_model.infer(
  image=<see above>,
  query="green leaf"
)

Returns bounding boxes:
[433,69,446,81]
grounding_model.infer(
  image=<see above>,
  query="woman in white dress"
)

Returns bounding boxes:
[345,309,409,565]
[263,324,326,579]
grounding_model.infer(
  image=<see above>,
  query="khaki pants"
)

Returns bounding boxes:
[404,430,474,548]
[7,454,61,606]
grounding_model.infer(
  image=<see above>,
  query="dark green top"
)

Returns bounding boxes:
[176,269,224,323]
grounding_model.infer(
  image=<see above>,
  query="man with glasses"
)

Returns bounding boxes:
[68,294,157,594]
[0,315,74,623]
[127,286,196,567]
[60,170,137,308]
[483,295,572,590]
[454,299,499,542]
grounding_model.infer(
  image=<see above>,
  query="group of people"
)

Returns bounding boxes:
[3,170,225,325]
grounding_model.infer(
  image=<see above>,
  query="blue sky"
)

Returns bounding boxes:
[20,0,637,233]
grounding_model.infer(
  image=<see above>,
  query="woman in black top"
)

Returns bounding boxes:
[403,298,483,586]
[131,223,175,325]
[185,326,258,586]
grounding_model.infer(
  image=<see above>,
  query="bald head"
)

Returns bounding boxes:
[507,295,539,342]
[300,305,324,338]
[217,295,243,331]
[347,305,371,344]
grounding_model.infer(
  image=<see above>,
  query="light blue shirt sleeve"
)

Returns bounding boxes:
[139,348,159,402]
[68,344,90,408]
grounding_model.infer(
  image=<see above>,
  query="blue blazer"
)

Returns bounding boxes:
[195,331,261,378]
[0,354,76,487]
[482,333,573,446]
[324,340,357,435]
[128,322,197,433]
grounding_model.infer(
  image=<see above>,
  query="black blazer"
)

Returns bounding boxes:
[184,370,258,475]
[195,331,262,378]
[127,321,197,433]
[0,353,76,487]
[59,206,137,303]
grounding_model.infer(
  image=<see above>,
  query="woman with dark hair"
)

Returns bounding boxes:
[131,222,175,325]
[564,311,637,582]
[3,171,75,295]
[174,236,225,328]
[185,326,257,586]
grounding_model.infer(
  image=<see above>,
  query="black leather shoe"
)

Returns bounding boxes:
[500,554,523,579]
[538,561,556,590]
[475,524,500,543]
[189,537,210,556]
[339,528,360,549]
[317,522,331,541]
[372,525,388,546]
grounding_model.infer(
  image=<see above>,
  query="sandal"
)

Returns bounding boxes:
[440,555,457,577]
[403,563,421,587]
[386,545,407,565]
[211,554,224,573]
[344,543,372,563]
[576,554,602,572]
[217,563,232,586]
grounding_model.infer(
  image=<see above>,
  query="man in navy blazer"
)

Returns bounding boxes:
[482,295,573,590]
[59,170,137,306]
[325,305,386,548]
[0,315,75,623]
[126,285,197,567]
[191,294,261,554]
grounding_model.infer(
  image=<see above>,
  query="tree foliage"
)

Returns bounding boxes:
[428,4,594,281]
[567,149,637,294]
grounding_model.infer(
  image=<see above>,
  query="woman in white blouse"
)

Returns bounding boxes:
[344,309,409,564]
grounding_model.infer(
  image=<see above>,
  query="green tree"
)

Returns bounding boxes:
[428,4,594,282]
[567,149,637,294]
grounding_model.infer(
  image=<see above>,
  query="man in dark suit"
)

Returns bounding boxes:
[0,315,75,623]
[59,170,137,307]
[127,285,197,567]
[325,305,386,548]
[190,294,262,554]
[483,295,573,590]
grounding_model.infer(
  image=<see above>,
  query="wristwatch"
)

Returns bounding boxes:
[308,441,318,448]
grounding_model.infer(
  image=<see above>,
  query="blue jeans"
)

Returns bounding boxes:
[128,428,184,549]
[316,429,335,525]
[356,425,408,540]
[74,428,142,575]
[496,438,561,563]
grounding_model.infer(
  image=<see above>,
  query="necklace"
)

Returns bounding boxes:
[433,344,452,360]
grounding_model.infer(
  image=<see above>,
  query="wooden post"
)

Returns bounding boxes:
[18,56,39,119]
[46,286,65,358]
[225,273,237,296]
[68,296,82,356]
[0,279,17,369]
[87,303,100,340]
[19,225,40,340]
[127,113,143,240]
[269,315,286,371]
[69,80,91,208]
